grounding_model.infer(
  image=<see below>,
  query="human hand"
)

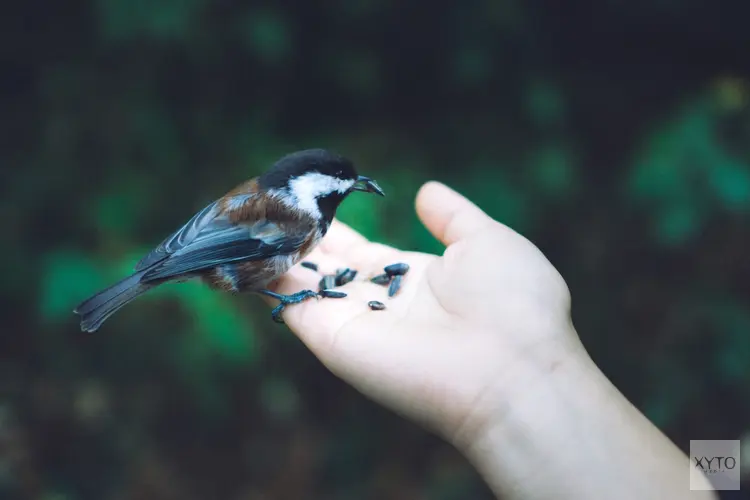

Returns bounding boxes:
[268,181,714,499]
[268,181,584,448]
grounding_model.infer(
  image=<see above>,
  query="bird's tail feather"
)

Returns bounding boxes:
[74,270,153,332]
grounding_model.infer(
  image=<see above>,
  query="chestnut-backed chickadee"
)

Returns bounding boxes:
[74,149,385,332]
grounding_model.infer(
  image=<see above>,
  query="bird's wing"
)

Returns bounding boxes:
[135,199,224,271]
[139,214,311,282]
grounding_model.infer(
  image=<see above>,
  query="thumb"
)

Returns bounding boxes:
[415,181,499,246]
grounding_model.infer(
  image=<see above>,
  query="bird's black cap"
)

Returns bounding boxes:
[259,149,357,190]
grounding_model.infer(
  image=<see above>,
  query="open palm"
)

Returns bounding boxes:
[267,181,577,443]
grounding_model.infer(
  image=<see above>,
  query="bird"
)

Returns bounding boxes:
[73,149,385,332]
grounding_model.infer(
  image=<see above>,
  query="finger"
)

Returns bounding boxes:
[339,241,403,274]
[265,248,349,298]
[292,248,352,278]
[320,219,401,272]
[319,219,369,253]
[273,271,399,353]
[415,181,503,246]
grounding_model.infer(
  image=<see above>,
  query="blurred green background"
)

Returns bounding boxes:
[2,0,749,498]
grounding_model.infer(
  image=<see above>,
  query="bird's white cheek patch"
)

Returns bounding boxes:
[287,174,355,218]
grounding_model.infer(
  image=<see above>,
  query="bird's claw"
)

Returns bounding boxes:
[271,304,286,324]
[267,289,319,324]
[262,281,348,324]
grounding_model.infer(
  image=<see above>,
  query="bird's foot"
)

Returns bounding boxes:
[260,289,338,324]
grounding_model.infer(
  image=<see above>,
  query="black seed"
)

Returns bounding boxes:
[388,275,402,297]
[370,273,391,286]
[301,261,318,271]
[319,290,347,299]
[384,263,409,276]
[318,275,337,291]
[368,301,386,311]
[335,268,358,286]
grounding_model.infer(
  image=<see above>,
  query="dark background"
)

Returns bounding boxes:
[1,0,749,498]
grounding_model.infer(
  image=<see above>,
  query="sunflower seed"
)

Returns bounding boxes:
[318,275,337,291]
[384,263,409,277]
[335,268,358,286]
[388,275,403,297]
[370,273,391,286]
[301,261,318,271]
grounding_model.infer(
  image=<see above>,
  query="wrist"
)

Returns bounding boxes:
[455,332,716,499]
[457,344,601,493]
[447,326,587,454]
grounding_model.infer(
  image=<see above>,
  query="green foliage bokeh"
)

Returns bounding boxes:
[2,0,749,498]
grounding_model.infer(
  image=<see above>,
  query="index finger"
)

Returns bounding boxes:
[319,219,369,253]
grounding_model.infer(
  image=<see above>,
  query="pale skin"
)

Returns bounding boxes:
[268,181,717,499]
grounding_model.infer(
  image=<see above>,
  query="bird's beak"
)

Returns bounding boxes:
[352,175,385,196]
